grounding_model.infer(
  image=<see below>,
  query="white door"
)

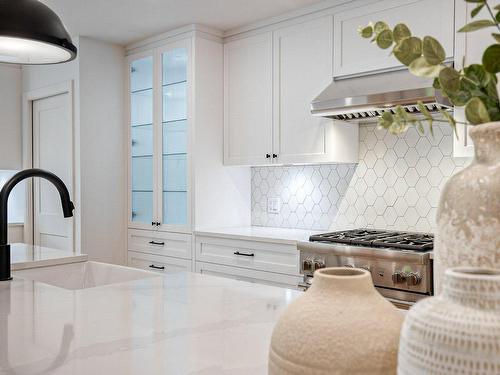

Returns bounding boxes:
[32,93,74,251]
[224,33,274,165]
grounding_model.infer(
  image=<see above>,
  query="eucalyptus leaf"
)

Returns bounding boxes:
[482,44,500,73]
[417,101,433,121]
[465,0,486,3]
[433,77,442,90]
[464,64,489,87]
[448,89,472,106]
[409,56,442,77]
[439,66,460,95]
[471,3,485,17]
[496,10,500,22]
[374,21,389,35]
[495,4,500,10]
[393,36,422,66]
[423,36,446,65]
[465,97,491,124]
[458,19,497,32]
[492,33,500,42]
[393,23,411,43]
[358,25,373,38]
[438,108,457,138]
[376,29,393,49]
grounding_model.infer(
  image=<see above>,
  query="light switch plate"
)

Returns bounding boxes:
[267,197,281,214]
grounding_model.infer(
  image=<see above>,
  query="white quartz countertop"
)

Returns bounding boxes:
[10,243,88,270]
[194,226,321,245]
[0,271,300,374]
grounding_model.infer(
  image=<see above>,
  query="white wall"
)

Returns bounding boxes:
[78,37,126,264]
[193,36,251,229]
[0,64,22,169]
[21,36,126,264]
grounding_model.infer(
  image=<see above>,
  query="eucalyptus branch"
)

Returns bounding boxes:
[484,1,500,32]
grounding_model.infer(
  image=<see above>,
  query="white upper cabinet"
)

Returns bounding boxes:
[224,16,358,166]
[333,0,455,78]
[224,33,274,165]
[273,16,357,164]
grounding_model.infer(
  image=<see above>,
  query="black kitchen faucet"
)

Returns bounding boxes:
[0,169,74,281]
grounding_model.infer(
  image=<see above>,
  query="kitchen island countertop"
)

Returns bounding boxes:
[10,243,87,270]
[0,270,300,374]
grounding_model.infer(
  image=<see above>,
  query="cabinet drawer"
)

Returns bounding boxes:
[128,229,191,259]
[196,261,300,289]
[195,236,299,275]
[128,251,191,274]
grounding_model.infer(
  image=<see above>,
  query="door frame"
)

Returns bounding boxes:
[22,80,80,253]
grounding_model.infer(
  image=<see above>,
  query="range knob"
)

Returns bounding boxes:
[343,264,355,268]
[392,271,406,285]
[302,259,313,272]
[406,272,422,286]
[313,259,326,271]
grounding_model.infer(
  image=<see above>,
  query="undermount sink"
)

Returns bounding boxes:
[13,261,160,290]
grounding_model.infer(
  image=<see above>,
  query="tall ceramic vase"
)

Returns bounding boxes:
[435,122,500,289]
[398,267,500,374]
[269,267,404,375]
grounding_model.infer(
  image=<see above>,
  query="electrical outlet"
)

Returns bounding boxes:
[267,197,281,214]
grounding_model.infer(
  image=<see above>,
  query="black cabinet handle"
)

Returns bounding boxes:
[234,251,255,257]
[149,264,165,270]
[156,222,161,226]
[149,241,165,246]
[266,154,271,159]
[272,154,278,158]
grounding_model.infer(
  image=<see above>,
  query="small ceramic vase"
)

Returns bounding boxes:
[398,267,500,375]
[269,267,404,375]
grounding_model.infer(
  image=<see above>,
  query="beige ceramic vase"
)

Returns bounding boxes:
[435,122,500,290]
[398,267,500,375]
[268,267,404,375]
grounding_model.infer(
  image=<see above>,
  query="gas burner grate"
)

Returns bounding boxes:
[309,229,434,251]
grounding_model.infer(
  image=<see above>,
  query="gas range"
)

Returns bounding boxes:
[297,229,434,309]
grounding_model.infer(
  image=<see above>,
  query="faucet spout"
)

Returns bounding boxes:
[0,168,74,281]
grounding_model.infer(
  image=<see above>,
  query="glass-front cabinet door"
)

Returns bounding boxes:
[129,54,154,225]
[128,40,190,231]
[161,46,189,226]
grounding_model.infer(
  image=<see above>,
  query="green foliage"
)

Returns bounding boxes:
[357,0,500,133]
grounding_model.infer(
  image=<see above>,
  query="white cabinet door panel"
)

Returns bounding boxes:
[333,0,455,77]
[273,16,358,164]
[224,33,273,165]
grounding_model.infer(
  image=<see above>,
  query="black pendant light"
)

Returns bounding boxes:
[0,0,77,64]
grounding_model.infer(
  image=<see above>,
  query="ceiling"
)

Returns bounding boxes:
[41,0,325,46]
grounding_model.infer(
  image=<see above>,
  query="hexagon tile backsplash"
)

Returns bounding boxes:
[251,123,471,232]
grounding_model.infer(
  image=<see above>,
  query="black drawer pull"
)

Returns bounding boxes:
[149,264,165,270]
[234,251,255,257]
[149,241,165,246]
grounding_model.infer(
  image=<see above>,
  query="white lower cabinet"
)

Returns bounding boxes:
[127,228,193,274]
[195,235,301,289]
[128,251,191,274]
[196,261,301,289]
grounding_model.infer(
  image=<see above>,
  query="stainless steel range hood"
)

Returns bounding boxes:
[311,69,452,121]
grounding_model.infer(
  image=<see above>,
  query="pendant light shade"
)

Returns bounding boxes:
[0,0,77,64]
